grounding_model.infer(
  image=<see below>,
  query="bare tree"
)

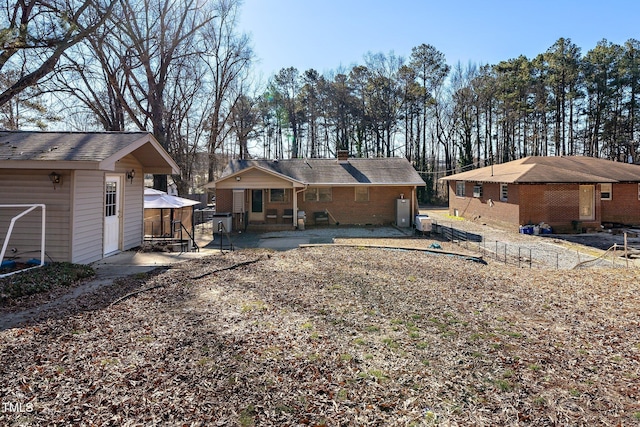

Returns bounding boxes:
[202,0,253,181]
[53,0,252,193]
[230,91,259,160]
[53,39,128,131]
[0,69,58,129]
[0,0,114,108]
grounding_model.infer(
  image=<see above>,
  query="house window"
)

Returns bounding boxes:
[473,184,483,198]
[500,184,508,202]
[304,188,317,202]
[304,187,332,202]
[269,189,289,202]
[455,181,465,197]
[355,187,369,202]
[319,187,332,202]
[600,183,612,200]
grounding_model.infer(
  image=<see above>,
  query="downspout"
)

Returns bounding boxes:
[411,187,416,226]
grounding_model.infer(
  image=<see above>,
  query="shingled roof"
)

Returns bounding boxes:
[219,158,425,186]
[0,131,179,174]
[440,156,640,184]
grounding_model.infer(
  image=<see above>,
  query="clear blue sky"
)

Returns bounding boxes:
[239,0,639,77]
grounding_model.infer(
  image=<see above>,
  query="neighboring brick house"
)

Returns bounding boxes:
[205,152,425,231]
[440,156,640,233]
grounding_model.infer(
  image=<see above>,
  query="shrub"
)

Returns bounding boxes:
[0,262,94,302]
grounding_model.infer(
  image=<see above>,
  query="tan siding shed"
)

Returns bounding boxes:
[71,170,104,264]
[117,155,144,250]
[0,170,71,262]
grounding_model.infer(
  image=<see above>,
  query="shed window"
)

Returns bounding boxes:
[355,187,369,202]
[455,181,465,197]
[105,182,117,217]
[600,183,612,200]
[500,184,508,202]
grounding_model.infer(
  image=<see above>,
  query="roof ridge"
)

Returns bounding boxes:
[0,130,147,134]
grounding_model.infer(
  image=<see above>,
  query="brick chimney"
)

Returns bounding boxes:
[337,150,349,162]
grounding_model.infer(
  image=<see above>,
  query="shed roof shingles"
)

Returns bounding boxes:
[0,131,149,161]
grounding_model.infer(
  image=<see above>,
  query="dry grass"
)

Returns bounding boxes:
[1,246,639,426]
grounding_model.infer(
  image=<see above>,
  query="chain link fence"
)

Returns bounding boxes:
[432,221,638,270]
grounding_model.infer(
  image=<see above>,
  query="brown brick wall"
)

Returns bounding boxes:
[215,186,418,226]
[263,189,293,219]
[601,183,640,225]
[447,181,520,230]
[517,184,596,232]
[447,182,609,233]
[215,189,233,213]
[298,186,416,225]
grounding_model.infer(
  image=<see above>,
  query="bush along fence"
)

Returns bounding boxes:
[431,222,636,270]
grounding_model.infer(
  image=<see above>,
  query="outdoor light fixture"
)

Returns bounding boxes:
[236,176,241,181]
[126,169,135,184]
[49,171,62,186]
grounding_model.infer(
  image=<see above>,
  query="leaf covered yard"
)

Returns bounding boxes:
[1,247,639,426]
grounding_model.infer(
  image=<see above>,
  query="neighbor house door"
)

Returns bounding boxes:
[249,189,264,222]
[104,175,122,255]
[579,185,594,220]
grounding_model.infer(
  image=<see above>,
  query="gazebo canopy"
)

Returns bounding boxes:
[143,188,199,240]
[144,188,199,209]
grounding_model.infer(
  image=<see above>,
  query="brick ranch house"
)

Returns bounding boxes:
[440,156,640,233]
[205,152,425,231]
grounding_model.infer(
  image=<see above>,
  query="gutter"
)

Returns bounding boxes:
[293,185,308,227]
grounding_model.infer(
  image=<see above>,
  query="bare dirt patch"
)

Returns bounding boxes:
[1,247,639,425]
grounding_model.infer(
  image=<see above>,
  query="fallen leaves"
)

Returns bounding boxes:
[1,247,639,425]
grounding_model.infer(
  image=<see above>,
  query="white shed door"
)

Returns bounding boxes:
[104,176,121,255]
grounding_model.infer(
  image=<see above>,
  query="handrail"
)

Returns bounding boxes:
[177,221,199,252]
[217,221,234,252]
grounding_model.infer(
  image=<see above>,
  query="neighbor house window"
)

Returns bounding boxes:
[305,187,332,202]
[600,183,612,200]
[500,184,508,202]
[455,181,465,197]
[355,187,369,202]
[269,188,289,202]
[473,184,483,198]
